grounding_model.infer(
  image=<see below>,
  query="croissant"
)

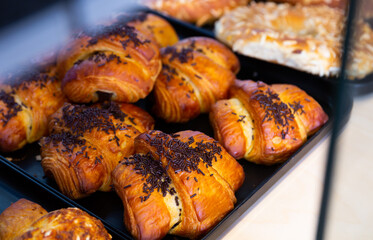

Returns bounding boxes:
[0,66,66,152]
[0,198,111,239]
[152,37,240,123]
[112,130,245,239]
[122,12,179,48]
[141,0,250,26]
[40,101,154,199]
[209,80,329,165]
[57,14,163,103]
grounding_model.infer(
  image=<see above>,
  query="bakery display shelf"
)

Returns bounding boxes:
[0,13,353,240]
[147,8,373,97]
[0,156,127,239]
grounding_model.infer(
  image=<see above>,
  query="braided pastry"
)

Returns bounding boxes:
[152,37,240,123]
[210,80,328,165]
[0,66,66,152]
[57,14,162,103]
[112,130,244,239]
[40,101,154,199]
[0,198,111,239]
[215,2,344,76]
[141,0,250,26]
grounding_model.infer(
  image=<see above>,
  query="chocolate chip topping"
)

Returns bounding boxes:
[252,84,294,127]
[162,46,194,63]
[161,64,179,82]
[44,102,130,158]
[289,101,305,115]
[77,21,150,49]
[121,131,223,201]
[122,153,176,202]
[145,131,222,175]
[0,90,23,126]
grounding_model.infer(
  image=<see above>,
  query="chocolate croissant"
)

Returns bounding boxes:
[40,101,154,199]
[0,66,66,152]
[0,198,111,239]
[123,12,179,48]
[210,80,328,165]
[112,130,245,239]
[152,37,240,123]
[57,14,162,103]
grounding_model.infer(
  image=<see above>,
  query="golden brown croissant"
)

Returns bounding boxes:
[0,66,66,152]
[152,37,240,123]
[57,14,162,103]
[112,130,245,239]
[122,12,179,48]
[141,0,250,26]
[40,101,154,199]
[0,198,111,239]
[209,80,328,165]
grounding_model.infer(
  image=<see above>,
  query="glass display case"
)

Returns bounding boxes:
[0,0,372,239]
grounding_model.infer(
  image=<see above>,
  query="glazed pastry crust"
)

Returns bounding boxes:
[57,16,161,103]
[112,130,244,239]
[0,199,48,240]
[0,199,111,240]
[125,13,179,48]
[152,37,240,122]
[40,102,154,199]
[18,208,111,239]
[0,66,66,152]
[215,2,344,76]
[210,80,328,165]
[142,0,250,26]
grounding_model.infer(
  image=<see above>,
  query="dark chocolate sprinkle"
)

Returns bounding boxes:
[0,90,23,127]
[253,86,294,127]
[162,46,194,63]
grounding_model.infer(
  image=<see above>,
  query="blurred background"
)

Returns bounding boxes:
[0,0,139,75]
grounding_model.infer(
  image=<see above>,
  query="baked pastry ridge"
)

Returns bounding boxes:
[40,101,154,199]
[152,37,240,122]
[0,66,66,153]
[57,14,162,103]
[113,130,245,239]
[210,80,328,165]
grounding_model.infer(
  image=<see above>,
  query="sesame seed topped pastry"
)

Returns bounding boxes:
[215,2,345,77]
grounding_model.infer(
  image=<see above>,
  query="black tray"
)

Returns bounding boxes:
[147,8,373,97]
[0,13,353,240]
